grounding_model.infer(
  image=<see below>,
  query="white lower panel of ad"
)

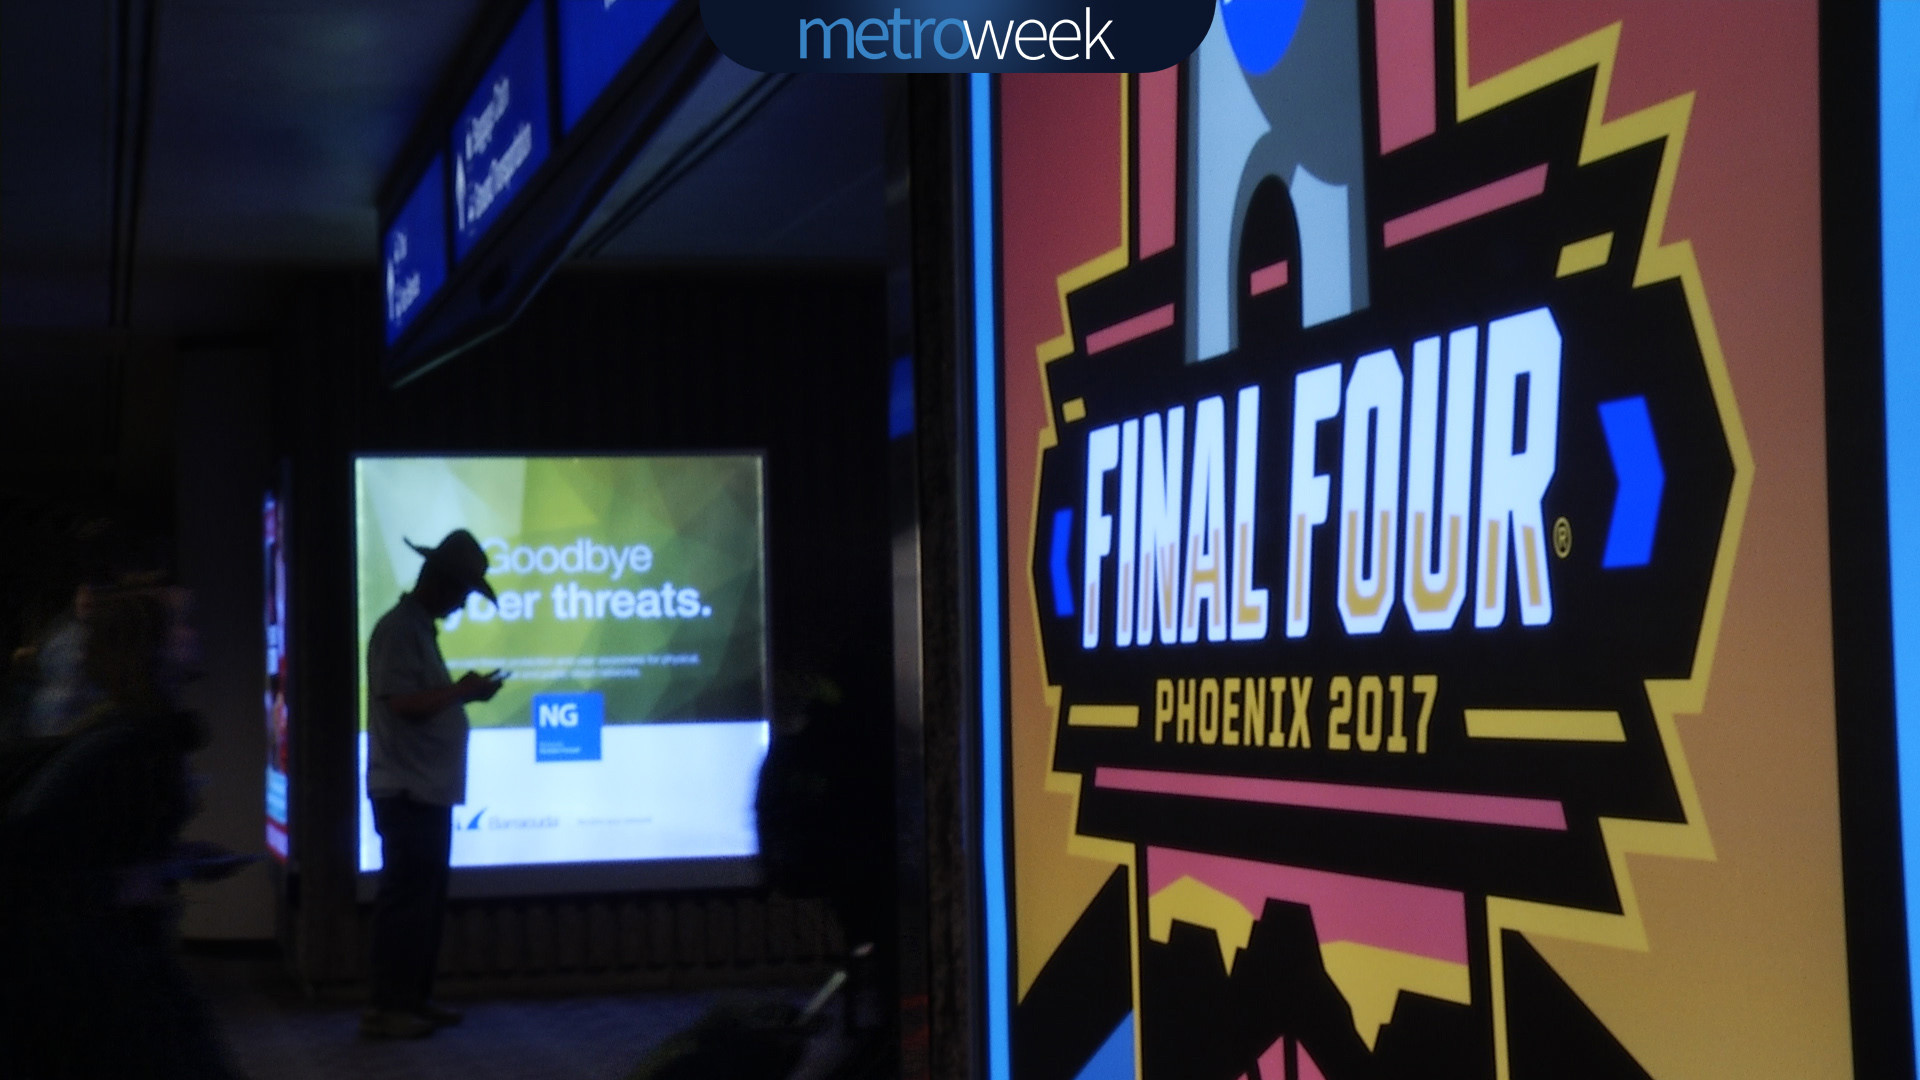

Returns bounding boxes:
[358,720,768,872]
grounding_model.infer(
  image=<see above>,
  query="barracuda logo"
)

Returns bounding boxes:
[798,8,1113,61]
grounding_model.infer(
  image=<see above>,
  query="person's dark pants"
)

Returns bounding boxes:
[370,794,451,1012]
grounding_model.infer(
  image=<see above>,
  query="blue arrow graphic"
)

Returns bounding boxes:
[1051,508,1076,616]
[1598,396,1665,568]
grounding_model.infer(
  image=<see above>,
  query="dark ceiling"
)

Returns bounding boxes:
[3,0,487,332]
[1,0,885,339]
[581,68,886,265]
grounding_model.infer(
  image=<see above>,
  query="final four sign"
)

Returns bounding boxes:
[980,2,1787,1077]
[1068,303,1575,654]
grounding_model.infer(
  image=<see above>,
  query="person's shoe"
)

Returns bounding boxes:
[360,1009,437,1039]
[415,1002,464,1028]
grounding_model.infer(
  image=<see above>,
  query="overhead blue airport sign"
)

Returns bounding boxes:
[559,0,675,132]
[452,1,554,261]
[380,0,712,379]
[384,155,449,344]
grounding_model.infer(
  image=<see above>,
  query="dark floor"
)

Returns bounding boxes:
[183,947,852,1080]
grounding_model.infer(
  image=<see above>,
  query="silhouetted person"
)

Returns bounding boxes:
[0,584,247,1079]
[361,530,503,1040]
[755,669,888,951]
[754,652,896,1060]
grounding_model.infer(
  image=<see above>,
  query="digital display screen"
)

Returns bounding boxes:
[1883,0,1920,1051]
[452,1,553,261]
[558,0,673,133]
[383,155,449,345]
[263,491,290,862]
[353,455,768,877]
[967,2,1847,1075]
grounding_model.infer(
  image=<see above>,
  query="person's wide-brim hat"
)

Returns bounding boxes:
[406,529,497,602]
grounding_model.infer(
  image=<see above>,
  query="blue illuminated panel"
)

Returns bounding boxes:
[384,156,449,344]
[264,491,291,861]
[1883,0,1920,1054]
[453,2,554,261]
[970,72,1012,1080]
[558,0,673,133]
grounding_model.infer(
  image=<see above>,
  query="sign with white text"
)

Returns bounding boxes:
[452,2,554,261]
[384,156,449,344]
[354,454,769,874]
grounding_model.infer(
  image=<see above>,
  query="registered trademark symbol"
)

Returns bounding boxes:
[1553,517,1573,559]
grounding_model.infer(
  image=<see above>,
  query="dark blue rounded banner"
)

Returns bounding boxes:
[701,0,1215,72]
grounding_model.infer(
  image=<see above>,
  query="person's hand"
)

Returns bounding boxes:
[456,670,504,703]
[116,862,170,905]
[169,841,260,882]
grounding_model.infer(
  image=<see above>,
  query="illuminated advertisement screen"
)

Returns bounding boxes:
[1885,0,1920,1052]
[452,1,554,261]
[383,155,449,345]
[353,455,768,884]
[967,2,1847,1076]
[264,492,290,863]
[557,0,673,133]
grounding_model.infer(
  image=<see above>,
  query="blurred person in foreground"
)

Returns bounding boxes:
[19,583,104,738]
[3,513,160,742]
[360,530,504,1040]
[0,583,251,1079]
[5,581,102,744]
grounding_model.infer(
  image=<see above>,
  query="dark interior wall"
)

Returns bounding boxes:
[0,340,279,942]
[274,264,895,987]
[0,335,178,664]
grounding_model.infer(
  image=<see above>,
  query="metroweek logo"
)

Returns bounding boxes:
[799,8,1114,61]
[699,0,1210,73]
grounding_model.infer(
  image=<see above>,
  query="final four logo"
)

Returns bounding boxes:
[1020,2,1746,1077]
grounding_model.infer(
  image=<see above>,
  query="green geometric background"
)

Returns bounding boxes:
[354,455,767,732]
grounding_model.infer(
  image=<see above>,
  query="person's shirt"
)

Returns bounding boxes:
[26,618,100,738]
[365,594,467,807]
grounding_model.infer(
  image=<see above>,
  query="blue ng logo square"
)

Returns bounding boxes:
[533,692,603,762]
